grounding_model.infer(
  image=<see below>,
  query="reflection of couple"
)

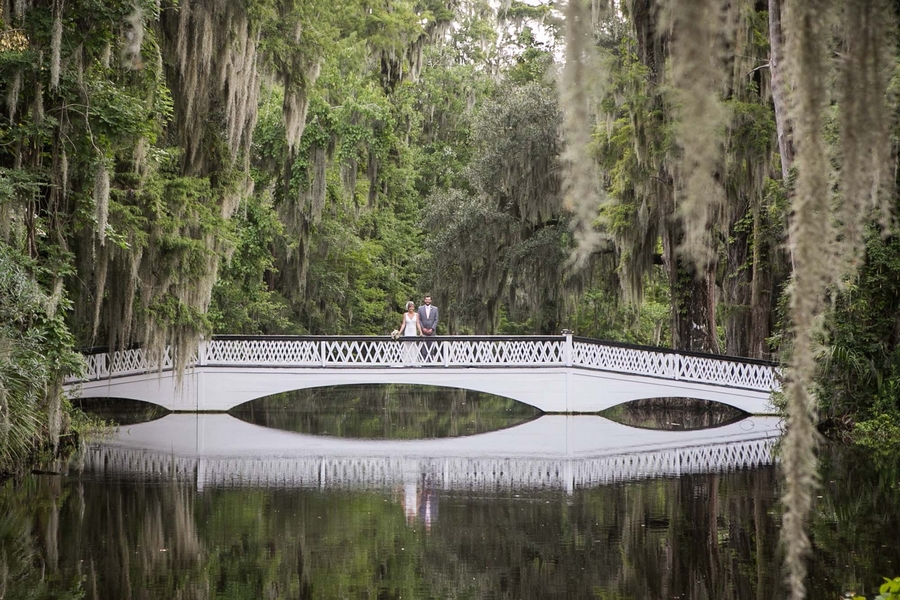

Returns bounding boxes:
[397,295,439,364]
[401,478,437,530]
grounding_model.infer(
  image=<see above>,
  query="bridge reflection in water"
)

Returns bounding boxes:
[80,414,781,495]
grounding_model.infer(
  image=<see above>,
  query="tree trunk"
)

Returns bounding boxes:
[769,0,794,181]
[663,213,720,353]
[724,210,753,357]
[630,0,721,354]
[748,200,776,359]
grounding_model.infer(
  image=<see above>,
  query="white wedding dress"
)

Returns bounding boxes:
[403,313,418,337]
[402,313,419,365]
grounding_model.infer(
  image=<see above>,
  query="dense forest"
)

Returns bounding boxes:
[1,0,899,596]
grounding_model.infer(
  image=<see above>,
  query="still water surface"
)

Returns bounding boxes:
[2,385,899,599]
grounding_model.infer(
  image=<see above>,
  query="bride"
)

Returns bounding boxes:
[398,301,423,365]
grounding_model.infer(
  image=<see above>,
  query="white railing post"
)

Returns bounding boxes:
[442,340,449,367]
[197,337,208,366]
[562,330,573,367]
[673,353,681,380]
[320,340,327,367]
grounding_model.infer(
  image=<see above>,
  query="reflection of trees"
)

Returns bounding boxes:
[74,397,170,426]
[4,444,900,598]
[0,475,82,599]
[602,399,746,431]
[231,384,539,438]
[806,444,900,598]
[5,470,781,599]
[416,469,782,599]
[0,463,207,599]
[64,480,205,598]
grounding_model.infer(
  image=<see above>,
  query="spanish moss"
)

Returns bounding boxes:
[49,1,61,89]
[782,1,834,597]
[562,0,609,267]
[664,0,727,267]
[93,159,109,246]
[836,0,895,274]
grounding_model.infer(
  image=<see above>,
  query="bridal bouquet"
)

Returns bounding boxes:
[390,329,401,341]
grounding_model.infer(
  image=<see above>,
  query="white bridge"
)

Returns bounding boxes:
[77,413,781,492]
[65,335,780,414]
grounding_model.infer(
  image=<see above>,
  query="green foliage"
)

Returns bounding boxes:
[234,384,539,438]
[505,26,554,85]
[568,274,671,346]
[210,193,293,334]
[817,230,900,425]
[852,415,900,458]
[0,242,82,473]
[424,80,569,334]
[878,578,900,599]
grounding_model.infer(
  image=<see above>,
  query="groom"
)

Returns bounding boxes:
[418,294,439,362]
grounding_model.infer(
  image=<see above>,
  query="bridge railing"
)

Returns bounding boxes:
[69,335,780,392]
[571,337,780,392]
[203,335,567,368]
[67,346,175,383]
[81,352,109,380]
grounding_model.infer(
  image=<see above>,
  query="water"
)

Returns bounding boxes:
[230,385,540,438]
[3,386,900,599]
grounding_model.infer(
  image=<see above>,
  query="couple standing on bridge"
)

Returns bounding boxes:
[396,295,439,364]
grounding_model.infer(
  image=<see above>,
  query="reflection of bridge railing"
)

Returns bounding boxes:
[69,335,781,393]
[80,437,777,491]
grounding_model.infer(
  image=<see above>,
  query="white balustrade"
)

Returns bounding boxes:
[107,346,173,376]
[82,353,108,381]
[204,338,323,365]
[677,354,779,391]
[69,335,781,393]
[66,346,173,382]
[572,340,678,378]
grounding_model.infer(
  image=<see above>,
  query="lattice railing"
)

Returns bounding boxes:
[67,346,176,382]
[440,338,565,366]
[573,341,678,378]
[78,353,109,381]
[677,354,779,391]
[68,335,780,392]
[203,336,565,368]
[571,338,780,391]
[204,338,323,365]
